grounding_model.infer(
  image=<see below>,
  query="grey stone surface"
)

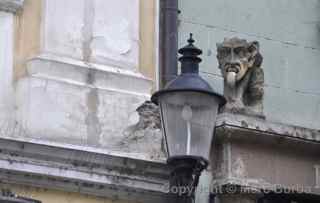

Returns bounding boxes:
[217,194,258,203]
[0,0,24,13]
[135,101,161,130]
[178,0,320,129]
[216,113,320,143]
[216,113,320,142]
[0,137,172,203]
[211,114,320,196]
[117,101,165,160]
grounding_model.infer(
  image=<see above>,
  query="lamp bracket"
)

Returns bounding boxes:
[167,156,208,198]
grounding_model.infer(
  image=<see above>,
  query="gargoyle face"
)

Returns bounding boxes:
[217,38,259,87]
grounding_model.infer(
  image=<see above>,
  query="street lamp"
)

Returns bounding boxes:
[152,34,225,201]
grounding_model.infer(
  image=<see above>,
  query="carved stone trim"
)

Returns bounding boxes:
[0,137,173,203]
[27,53,153,97]
[216,113,320,143]
[0,0,24,13]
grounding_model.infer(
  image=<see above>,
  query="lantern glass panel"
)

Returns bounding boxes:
[159,91,220,160]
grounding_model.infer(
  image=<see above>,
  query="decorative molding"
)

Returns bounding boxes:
[0,137,173,203]
[216,113,320,143]
[27,54,153,97]
[0,0,24,13]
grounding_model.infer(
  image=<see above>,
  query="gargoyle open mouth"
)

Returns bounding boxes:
[226,65,240,73]
[225,65,240,88]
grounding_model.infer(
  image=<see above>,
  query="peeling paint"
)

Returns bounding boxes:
[82,0,94,62]
[81,0,102,147]
[91,19,132,56]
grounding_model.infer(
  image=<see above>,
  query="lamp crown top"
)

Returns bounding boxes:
[178,33,202,56]
[187,33,195,45]
[178,33,202,74]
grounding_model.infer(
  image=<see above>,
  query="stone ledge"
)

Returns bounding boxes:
[0,137,173,203]
[211,177,320,196]
[0,0,24,13]
[216,113,320,143]
[27,54,153,98]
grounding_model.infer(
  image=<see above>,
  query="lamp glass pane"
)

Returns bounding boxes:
[159,91,219,160]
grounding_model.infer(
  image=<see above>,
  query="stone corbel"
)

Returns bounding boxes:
[0,0,24,13]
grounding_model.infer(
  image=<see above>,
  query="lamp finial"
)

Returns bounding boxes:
[188,33,195,45]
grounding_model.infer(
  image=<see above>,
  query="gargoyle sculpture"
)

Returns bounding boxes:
[216,37,264,118]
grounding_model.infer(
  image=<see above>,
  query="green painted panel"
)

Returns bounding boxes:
[178,0,320,129]
[179,0,320,49]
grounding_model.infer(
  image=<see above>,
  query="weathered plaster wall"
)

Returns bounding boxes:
[13,0,158,81]
[41,0,140,70]
[0,11,15,120]
[0,0,164,202]
[0,184,139,203]
[0,0,164,160]
[178,0,320,129]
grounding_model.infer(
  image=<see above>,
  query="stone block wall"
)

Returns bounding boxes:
[178,0,320,129]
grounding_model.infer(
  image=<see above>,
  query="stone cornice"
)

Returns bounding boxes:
[0,137,173,203]
[216,113,320,144]
[0,0,24,13]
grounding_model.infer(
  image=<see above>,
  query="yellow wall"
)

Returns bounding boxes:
[14,0,42,81]
[139,0,157,82]
[0,184,139,203]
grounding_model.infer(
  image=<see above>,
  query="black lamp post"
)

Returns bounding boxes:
[151,34,225,202]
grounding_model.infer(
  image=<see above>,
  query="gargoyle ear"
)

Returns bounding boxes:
[216,43,222,49]
[248,41,263,67]
[248,41,259,56]
[216,43,223,58]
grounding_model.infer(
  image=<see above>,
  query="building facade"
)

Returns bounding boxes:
[0,0,171,202]
[0,0,319,203]
[178,0,320,202]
